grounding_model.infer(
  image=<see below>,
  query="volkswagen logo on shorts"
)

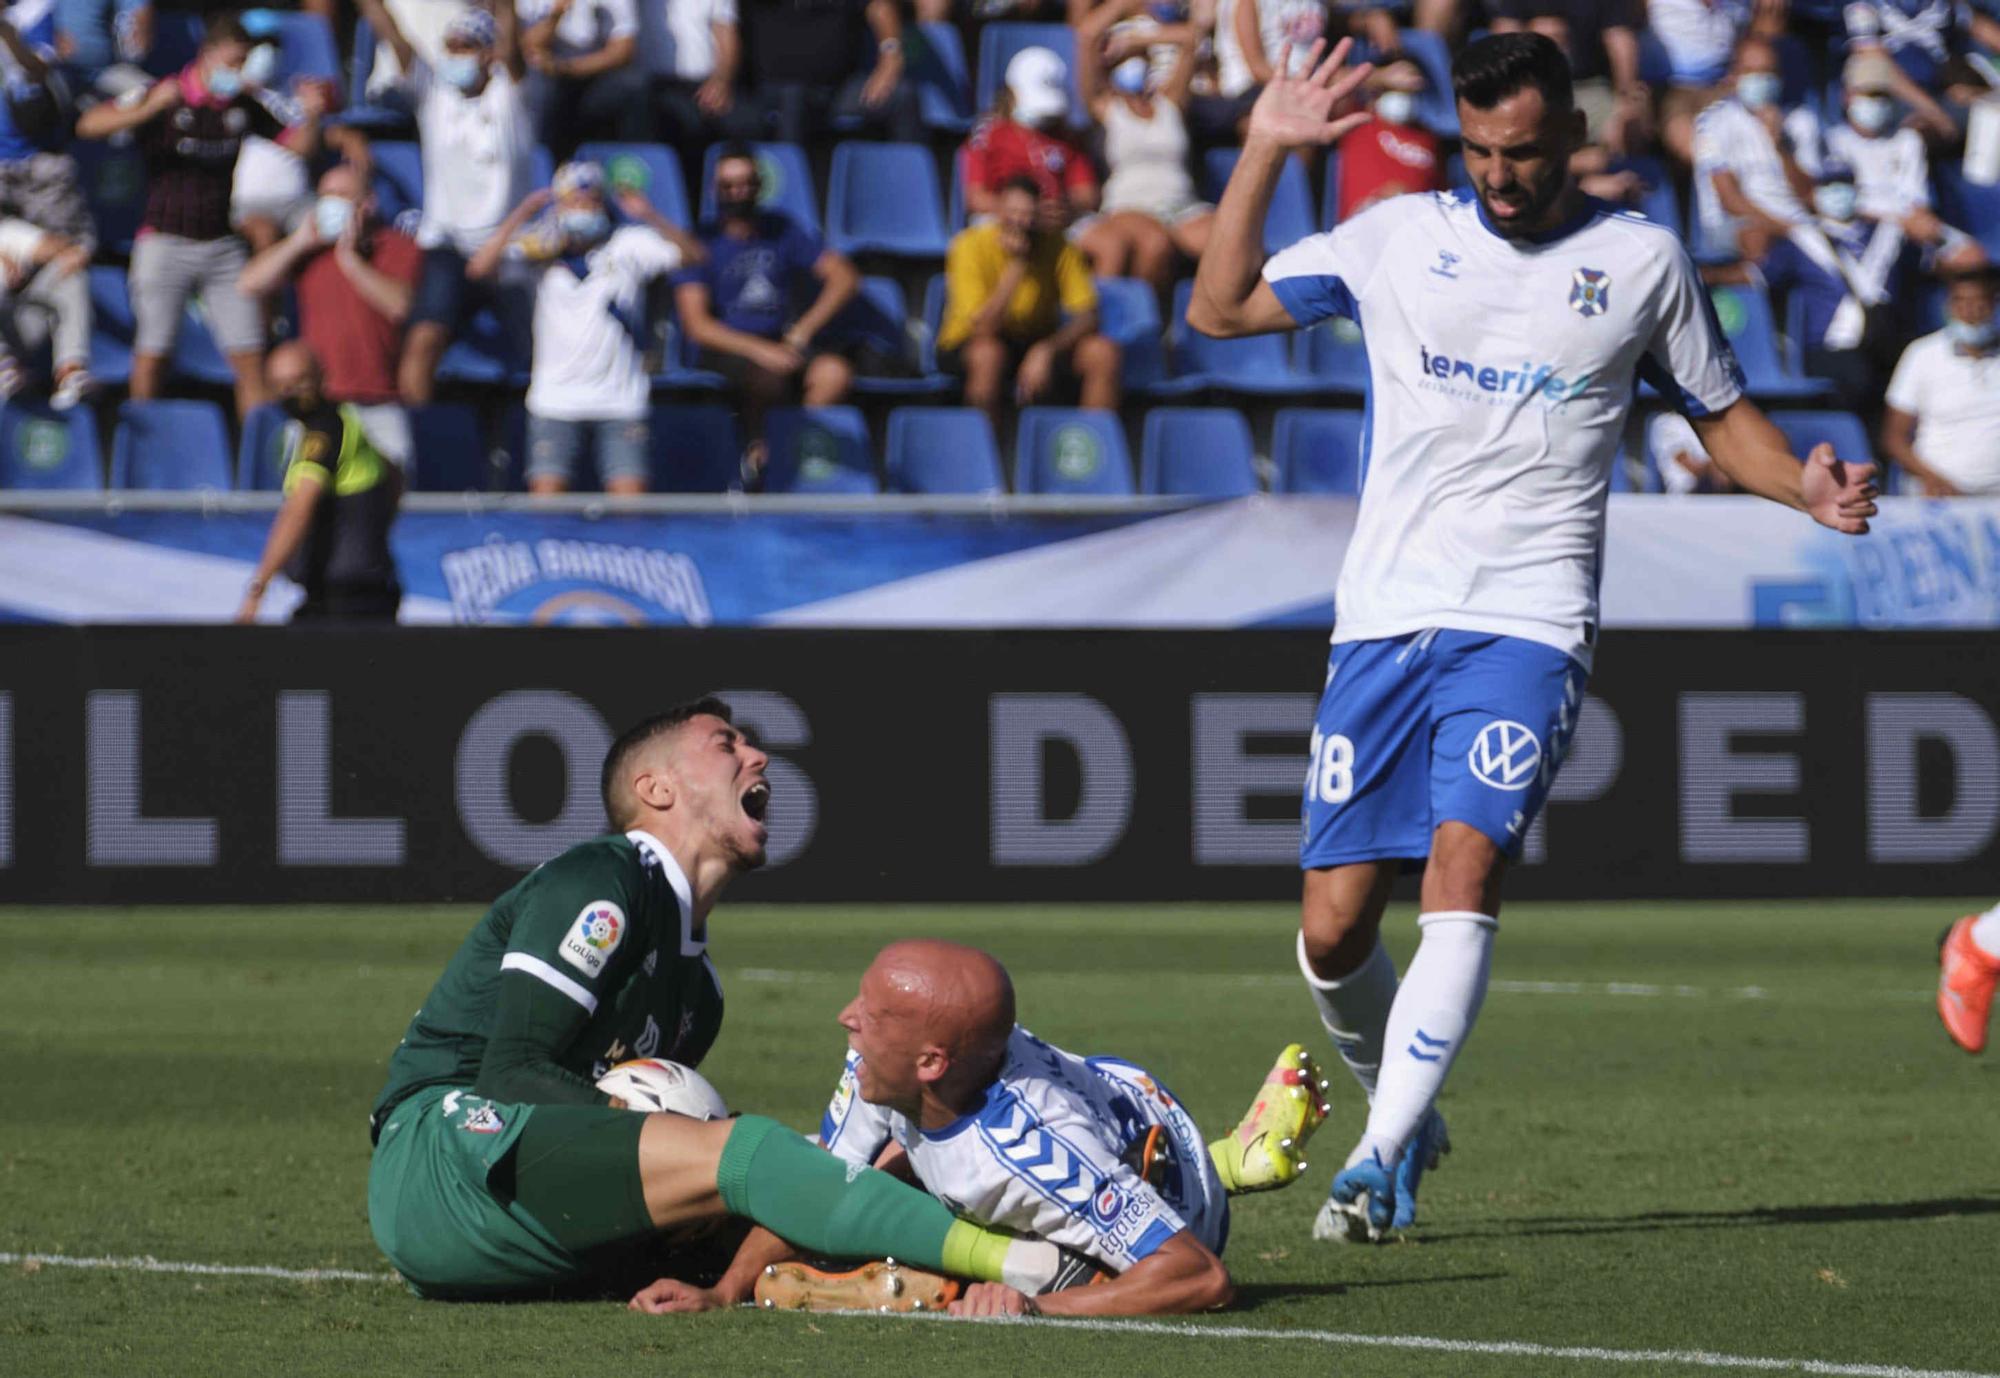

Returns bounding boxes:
[1468,720,1541,791]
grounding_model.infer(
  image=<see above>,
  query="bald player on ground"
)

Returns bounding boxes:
[366,701,1057,1300]
[631,939,1328,1317]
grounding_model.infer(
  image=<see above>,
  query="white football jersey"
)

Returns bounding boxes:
[1263,191,1746,667]
[819,1027,1228,1273]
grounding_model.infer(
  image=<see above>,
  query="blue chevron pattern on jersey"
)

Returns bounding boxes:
[976,1090,1103,1214]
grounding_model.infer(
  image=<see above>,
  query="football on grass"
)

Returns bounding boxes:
[596,1059,729,1119]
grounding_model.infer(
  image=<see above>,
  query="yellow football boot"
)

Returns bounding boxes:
[1208,1043,1332,1194]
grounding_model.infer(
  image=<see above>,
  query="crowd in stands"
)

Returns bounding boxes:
[0,0,1993,504]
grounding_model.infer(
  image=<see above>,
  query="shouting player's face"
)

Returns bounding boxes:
[1459,86,1583,239]
[674,716,771,869]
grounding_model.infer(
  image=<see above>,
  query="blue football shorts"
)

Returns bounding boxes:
[1300,628,1588,869]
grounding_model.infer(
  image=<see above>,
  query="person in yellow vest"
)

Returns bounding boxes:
[237,340,403,623]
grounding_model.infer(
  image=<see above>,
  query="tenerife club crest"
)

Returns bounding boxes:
[1569,267,1611,318]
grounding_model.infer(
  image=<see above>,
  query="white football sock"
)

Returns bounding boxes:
[1970,902,2000,960]
[1349,911,1496,1169]
[1297,929,1398,1101]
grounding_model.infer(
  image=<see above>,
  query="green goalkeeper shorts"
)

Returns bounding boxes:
[367,1085,648,1299]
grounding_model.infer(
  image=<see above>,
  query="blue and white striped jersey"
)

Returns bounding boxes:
[819,1026,1228,1272]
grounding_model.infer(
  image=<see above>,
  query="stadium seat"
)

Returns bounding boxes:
[1705,284,1832,400]
[699,142,819,235]
[1271,407,1366,494]
[369,141,425,223]
[1014,407,1133,496]
[912,21,974,133]
[1317,151,1341,228]
[920,272,947,376]
[886,407,1003,494]
[844,276,945,395]
[1169,278,1312,394]
[88,266,238,386]
[1095,276,1196,396]
[765,406,879,493]
[652,403,743,492]
[436,308,529,386]
[577,143,692,229]
[341,20,413,132]
[1140,407,1257,497]
[975,23,1085,128]
[264,11,341,85]
[1297,317,1370,394]
[0,400,102,490]
[110,400,233,491]
[236,402,294,491]
[1770,409,1876,466]
[1609,155,1683,234]
[71,138,147,256]
[409,403,491,491]
[948,145,969,232]
[143,11,204,76]
[826,142,949,260]
[1203,148,1315,256]
[1936,165,2000,260]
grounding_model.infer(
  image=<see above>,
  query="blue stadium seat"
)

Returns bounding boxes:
[1095,276,1195,397]
[111,400,233,490]
[699,142,819,235]
[436,308,529,386]
[948,145,969,232]
[652,404,743,492]
[912,21,974,133]
[826,142,949,259]
[409,403,490,491]
[71,139,147,256]
[1271,408,1366,494]
[266,12,341,85]
[1770,409,1876,466]
[577,143,692,229]
[1297,317,1369,394]
[1014,407,1133,495]
[370,141,425,223]
[0,400,102,490]
[1609,155,1682,234]
[975,23,1084,128]
[886,407,1003,494]
[237,402,293,491]
[1705,284,1832,400]
[766,406,879,493]
[1169,279,1312,394]
[143,12,204,76]
[1936,165,2000,259]
[1203,148,1314,256]
[87,266,238,385]
[844,276,946,395]
[1140,407,1257,497]
[1363,29,1458,137]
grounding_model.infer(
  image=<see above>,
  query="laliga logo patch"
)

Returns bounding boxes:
[1469,720,1542,791]
[560,900,626,977]
[1090,1181,1127,1227]
[1570,267,1611,318]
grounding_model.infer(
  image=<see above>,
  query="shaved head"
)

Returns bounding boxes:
[841,941,1016,1118]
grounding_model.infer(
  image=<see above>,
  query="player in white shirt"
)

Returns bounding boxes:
[1188,32,1879,1243]
[630,941,1330,1317]
[356,0,538,406]
[1881,265,2000,496]
[469,160,704,494]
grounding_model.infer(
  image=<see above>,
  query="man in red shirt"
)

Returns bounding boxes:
[1332,57,1443,223]
[238,164,422,469]
[962,46,1098,228]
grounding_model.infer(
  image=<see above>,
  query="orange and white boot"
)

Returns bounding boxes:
[1938,916,2000,1054]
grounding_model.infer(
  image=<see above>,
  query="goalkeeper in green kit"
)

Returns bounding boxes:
[368,698,1053,1300]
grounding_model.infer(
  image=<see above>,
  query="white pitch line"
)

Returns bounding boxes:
[0,1251,396,1284]
[872,1312,1997,1378]
[8,1249,1986,1378]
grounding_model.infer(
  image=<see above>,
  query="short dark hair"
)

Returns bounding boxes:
[600,697,735,830]
[202,11,250,47]
[998,174,1040,200]
[1452,32,1574,114]
[713,142,759,174]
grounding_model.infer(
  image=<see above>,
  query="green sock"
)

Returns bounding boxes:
[716,1115,1037,1283]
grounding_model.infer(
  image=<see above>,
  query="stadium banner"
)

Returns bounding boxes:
[2,494,1999,628]
[1,626,1995,905]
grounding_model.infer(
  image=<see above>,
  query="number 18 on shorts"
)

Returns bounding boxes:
[1301,629,1587,868]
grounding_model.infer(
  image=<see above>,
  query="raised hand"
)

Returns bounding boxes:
[1245,38,1374,151]
[1800,442,1879,535]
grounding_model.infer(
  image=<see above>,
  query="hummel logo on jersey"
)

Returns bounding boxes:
[1468,720,1542,791]
[1417,346,1595,405]
[1429,249,1461,279]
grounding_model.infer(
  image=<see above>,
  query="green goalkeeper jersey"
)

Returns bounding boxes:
[370,830,724,1137]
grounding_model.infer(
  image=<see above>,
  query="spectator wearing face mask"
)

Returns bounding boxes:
[468,160,702,495]
[1691,35,1815,263]
[355,0,537,407]
[1648,0,1786,169]
[1330,55,1441,222]
[1881,265,2000,497]
[75,11,327,420]
[1072,0,1213,289]
[238,340,403,624]
[1791,50,1981,262]
[238,162,424,470]
[962,46,1099,230]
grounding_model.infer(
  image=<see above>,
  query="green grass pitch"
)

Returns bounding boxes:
[2,900,1996,1377]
